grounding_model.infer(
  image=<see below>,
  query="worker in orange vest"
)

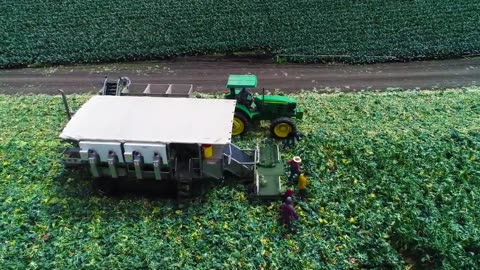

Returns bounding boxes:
[297,173,308,200]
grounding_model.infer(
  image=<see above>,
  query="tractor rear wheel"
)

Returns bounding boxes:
[270,117,296,139]
[232,112,249,136]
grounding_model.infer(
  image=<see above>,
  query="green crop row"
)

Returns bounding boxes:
[0,88,479,269]
[1,0,480,67]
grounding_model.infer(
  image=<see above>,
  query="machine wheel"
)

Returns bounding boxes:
[270,117,296,139]
[232,112,249,136]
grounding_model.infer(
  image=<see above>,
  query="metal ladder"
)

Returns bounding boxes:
[177,177,192,207]
[222,143,256,178]
[175,157,193,207]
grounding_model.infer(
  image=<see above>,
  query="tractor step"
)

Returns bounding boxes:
[178,178,193,184]
[177,191,191,197]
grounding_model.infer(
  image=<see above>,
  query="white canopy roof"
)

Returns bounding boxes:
[60,96,236,145]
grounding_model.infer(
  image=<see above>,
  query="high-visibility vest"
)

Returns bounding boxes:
[298,174,307,189]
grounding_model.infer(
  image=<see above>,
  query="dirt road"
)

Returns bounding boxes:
[0,57,479,94]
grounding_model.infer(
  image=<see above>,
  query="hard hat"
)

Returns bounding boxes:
[293,156,302,163]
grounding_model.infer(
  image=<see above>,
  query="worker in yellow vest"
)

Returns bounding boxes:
[297,173,308,200]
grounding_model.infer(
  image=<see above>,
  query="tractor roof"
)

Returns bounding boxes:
[226,74,257,89]
[60,96,236,145]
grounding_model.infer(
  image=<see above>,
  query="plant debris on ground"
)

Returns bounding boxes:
[0,88,479,269]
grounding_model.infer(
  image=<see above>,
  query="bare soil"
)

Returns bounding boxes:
[0,56,479,94]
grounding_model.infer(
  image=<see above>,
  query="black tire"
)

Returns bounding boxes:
[270,117,296,139]
[232,112,249,136]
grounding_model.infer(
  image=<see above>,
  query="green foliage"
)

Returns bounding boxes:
[2,0,480,67]
[0,88,480,269]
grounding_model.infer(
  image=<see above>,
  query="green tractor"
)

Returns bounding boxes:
[225,74,304,139]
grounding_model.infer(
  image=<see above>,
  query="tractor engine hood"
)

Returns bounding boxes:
[255,95,297,105]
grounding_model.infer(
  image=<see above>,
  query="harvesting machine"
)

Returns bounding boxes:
[99,75,304,139]
[58,79,286,204]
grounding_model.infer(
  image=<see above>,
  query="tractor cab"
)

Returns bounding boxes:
[225,74,257,110]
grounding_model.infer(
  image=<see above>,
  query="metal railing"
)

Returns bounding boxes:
[224,143,256,166]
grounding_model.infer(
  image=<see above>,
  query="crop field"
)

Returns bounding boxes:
[2,0,480,67]
[1,89,480,269]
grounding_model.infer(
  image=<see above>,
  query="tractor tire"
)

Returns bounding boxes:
[232,112,249,136]
[270,117,296,139]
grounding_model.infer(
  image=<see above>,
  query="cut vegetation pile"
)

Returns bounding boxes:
[0,89,479,269]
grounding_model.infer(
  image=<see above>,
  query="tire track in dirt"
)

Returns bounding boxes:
[0,57,478,94]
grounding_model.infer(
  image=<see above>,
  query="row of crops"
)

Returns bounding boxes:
[1,88,479,269]
[2,0,480,67]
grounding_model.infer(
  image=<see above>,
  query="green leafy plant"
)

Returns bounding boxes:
[0,88,479,269]
[1,0,480,67]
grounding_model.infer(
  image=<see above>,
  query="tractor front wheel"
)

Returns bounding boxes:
[270,117,296,139]
[232,112,249,136]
